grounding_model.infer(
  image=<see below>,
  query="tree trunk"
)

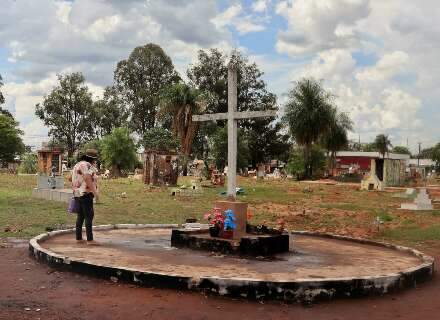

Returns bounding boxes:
[304,144,311,179]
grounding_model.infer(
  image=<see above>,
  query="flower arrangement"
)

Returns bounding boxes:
[204,207,224,237]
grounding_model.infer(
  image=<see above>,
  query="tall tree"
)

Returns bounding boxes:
[283,78,335,178]
[321,111,353,172]
[0,74,4,106]
[0,74,13,118]
[0,114,25,165]
[100,127,138,177]
[158,82,207,157]
[392,146,411,155]
[187,49,283,165]
[35,73,94,158]
[114,43,179,136]
[92,86,128,138]
[374,134,392,159]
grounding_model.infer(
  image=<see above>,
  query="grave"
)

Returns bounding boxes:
[400,188,433,210]
[143,150,179,186]
[179,63,284,254]
[32,144,71,203]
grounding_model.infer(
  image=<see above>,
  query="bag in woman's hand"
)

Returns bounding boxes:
[67,197,80,214]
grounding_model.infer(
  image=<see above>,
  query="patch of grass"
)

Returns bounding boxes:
[375,209,393,222]
[381,225,440,242]
[318,203,363,211]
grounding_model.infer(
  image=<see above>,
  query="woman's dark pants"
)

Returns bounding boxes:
[75,193,94,241]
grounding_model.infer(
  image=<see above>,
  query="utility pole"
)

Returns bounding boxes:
[418,142,422,166]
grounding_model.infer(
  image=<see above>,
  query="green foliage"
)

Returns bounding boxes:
[158,82,207,155]
[100,128,138,175]
[361,142,378,152]
[35,72,94,156]
[283,78,336,178]
[0,74,4,106]
[114,43,180,136]
[187,49,282,165]
[142,127,180,152]
[211,126,250,170]
[374,134,392,158]
[0,114,25,164]
[287,145,326,179]
[392,146,411,155]
[92,86,128,137]
[18,153,38,174]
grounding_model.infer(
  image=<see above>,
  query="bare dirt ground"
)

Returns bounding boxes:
[1,239,439,320]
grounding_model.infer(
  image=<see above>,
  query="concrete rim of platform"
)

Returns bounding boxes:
[29,224,435,303]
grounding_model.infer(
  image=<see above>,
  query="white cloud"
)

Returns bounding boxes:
[212,4,266,35]
[252,0,270,13]
[276,0,370,55]
[356,51,409,82]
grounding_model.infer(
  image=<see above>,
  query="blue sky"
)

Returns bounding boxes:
[1,0,439,152]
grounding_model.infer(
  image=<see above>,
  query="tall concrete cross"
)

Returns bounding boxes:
[192,63,277,199]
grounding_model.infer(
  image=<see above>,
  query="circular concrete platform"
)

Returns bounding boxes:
[29,225,434,303]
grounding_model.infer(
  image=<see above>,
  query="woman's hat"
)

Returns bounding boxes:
[85,149,98,159]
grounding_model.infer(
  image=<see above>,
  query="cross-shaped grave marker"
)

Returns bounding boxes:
[192,63,277,199]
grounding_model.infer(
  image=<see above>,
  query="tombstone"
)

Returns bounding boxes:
[192,63,276,239]
[256,163,266,179]
[143,150,179,186]
[37,145,63,176]
[400,188,433,210]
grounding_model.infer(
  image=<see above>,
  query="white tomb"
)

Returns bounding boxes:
[400,188,433,211]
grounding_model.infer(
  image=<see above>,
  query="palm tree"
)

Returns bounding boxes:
[158,82,206,157]
[374,134,392,159]
[283,78,335,178]
[321,111,353,174]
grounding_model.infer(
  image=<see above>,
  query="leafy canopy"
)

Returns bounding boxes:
[100,127,138,173]
[114,43,180,136]
[0,114,25,164]
[158,82,208,156]
[35,72,94,156]
[374,134,392,158]
[142,127,179,152]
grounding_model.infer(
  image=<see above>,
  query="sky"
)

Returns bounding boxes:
[1,0,439,153]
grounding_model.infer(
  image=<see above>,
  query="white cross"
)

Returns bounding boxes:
[192,63,277,199]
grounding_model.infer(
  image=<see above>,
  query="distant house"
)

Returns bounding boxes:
[334,151,410,175]
[333,151,410,190]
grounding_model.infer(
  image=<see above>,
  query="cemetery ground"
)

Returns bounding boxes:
[1,174,440,319]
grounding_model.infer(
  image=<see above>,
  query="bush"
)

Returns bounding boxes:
[18,153,38,174]
[142,127,179,152]
[101,127,138,177]
[287,145,326,180]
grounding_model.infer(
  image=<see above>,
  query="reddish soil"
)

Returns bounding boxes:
[0,240,439,320]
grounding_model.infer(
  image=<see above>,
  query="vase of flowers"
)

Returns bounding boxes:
[204,207,225,238]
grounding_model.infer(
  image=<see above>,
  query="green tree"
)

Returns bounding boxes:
[141,127,180,152]
[114,43,180,136]
[287,145,326,180]
[0,114,25,164]
[374,134,392,159]
[321,111,353,172]
[283,78,335,178]
[35,73,94,157]
[211,126,250,170]
[187,49,281,165]
[18,153,38,174]
[392,145,411,155]
[101,127,138,177]
[158,82,208,156]
[92,86,128,138]
[0,74,4,106]
[0,74,13,118]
